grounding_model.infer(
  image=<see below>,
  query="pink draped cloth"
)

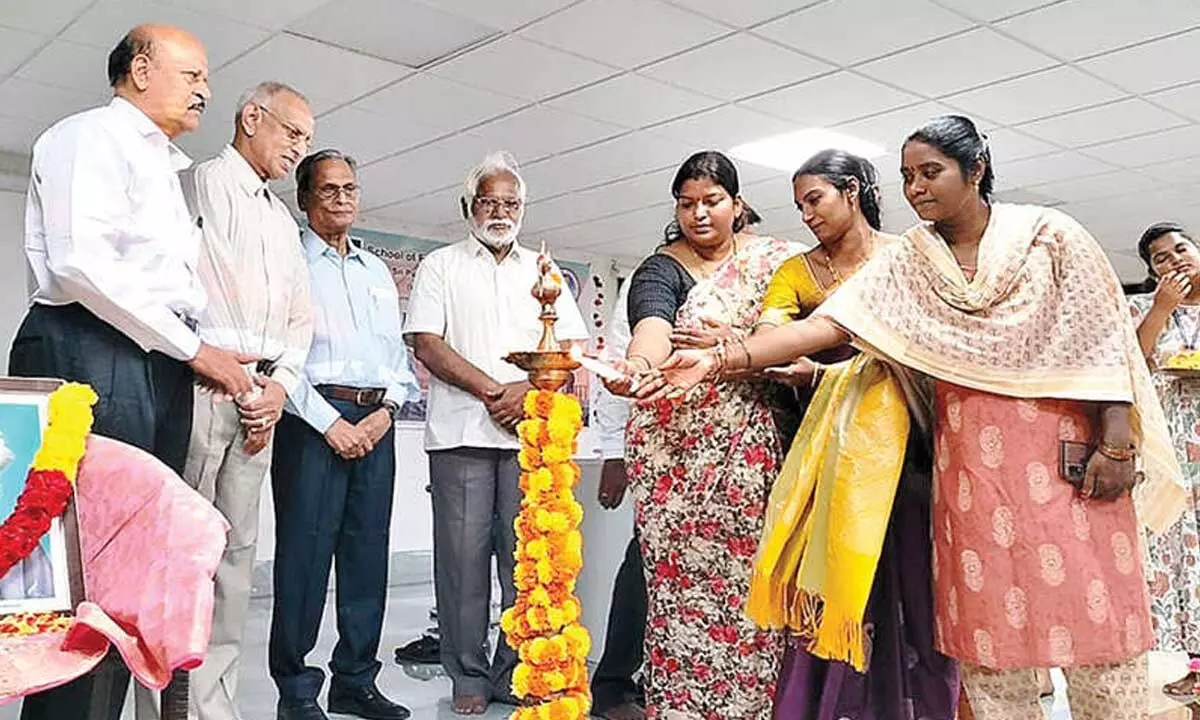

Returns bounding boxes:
[0,435,229,702]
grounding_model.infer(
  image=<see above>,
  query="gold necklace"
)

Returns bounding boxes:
[687,237,739,278]
[819,234,874,284]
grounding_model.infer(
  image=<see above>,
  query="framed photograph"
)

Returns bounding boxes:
[0,377,84,615]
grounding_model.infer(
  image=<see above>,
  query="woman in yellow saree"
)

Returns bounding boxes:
[751,150,958,720]
[649,116,1185,720]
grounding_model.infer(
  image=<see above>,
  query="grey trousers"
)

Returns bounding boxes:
[179,393,272,720]
[428,447,521,701]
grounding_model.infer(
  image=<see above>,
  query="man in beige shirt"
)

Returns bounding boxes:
[178,80,315,720]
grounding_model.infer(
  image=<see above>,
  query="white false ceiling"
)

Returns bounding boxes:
[0,0,1197,279]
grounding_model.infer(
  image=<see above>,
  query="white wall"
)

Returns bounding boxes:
[0,190,27,374]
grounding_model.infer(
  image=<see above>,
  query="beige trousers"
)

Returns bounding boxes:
[961,655,1149,720]
[136,392,272,720]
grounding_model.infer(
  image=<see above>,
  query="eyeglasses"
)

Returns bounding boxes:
[258,104,312,149]
[472,196,522,214]
[314,183,360,201]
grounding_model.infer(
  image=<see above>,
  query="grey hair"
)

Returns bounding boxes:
[233,81,308,130]
[295,149,357,211]
[459,151,526,216]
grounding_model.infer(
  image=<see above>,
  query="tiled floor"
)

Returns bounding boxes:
[0,582,1195,719]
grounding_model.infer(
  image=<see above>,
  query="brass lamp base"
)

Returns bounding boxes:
[504,350,580,392]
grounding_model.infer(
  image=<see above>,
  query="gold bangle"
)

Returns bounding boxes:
[1098,442,1136,462]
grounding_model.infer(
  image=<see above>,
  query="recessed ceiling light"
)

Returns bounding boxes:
[730,128,885,173]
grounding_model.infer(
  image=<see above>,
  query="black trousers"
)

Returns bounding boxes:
[590,535,647,713]
[269,398,396,703]
[8,303,194,720]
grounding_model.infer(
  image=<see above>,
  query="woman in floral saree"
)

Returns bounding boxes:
[751,149,958,720]
[608,151,797,719]
[645,116,1185,720]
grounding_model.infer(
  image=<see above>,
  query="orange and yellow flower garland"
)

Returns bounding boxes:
[0,382,96,637]
[501,389,592,720]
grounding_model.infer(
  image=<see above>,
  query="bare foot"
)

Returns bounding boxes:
[601,702,646,720]
[453,695,488,715]
[1163,671,1200,697]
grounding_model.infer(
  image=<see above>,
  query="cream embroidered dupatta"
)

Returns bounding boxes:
[817,203,1184,532]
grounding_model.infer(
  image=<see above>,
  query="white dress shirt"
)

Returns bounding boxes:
[180,146,313,394]
[592,277,632,460]
[404,238,590,451]
[25,97,205,361]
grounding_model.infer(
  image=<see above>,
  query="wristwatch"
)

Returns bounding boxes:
[381,399,400,421]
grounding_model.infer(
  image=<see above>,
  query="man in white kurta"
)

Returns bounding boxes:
[404,152,588,714]
[178,81,315,720]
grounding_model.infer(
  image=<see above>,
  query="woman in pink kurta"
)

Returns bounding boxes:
[648,115,1185,720]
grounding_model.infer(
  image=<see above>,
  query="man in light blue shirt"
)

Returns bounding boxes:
[270,149,417,720]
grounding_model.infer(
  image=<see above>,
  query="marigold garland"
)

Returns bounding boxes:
[501,389,591,720]
[0,382,96,637]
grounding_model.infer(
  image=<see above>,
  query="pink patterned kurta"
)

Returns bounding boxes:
[931,383,1152,669]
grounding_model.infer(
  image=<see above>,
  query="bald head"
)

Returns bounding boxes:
[108,24,210,138]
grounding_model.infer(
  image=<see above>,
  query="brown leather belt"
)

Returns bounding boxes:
[317,384,385,406]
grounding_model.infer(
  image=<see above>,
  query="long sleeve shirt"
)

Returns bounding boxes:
[25,97,205,361]
[592,276,632,460]
[287,228,420,433]
[403,238,590,451]
[180,146,313,394]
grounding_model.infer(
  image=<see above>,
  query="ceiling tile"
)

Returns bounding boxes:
[1078,125,1200,168]
[546,205,670,249]
[0,78,108,128]
[523,168,674,233]
[982,127,1060,164]
[992,151,1115,190]
[369,187,462,227]
[997,0,1200,60]
[1140,157,1200,184]
[835,101,957,152]
[311,105,444,163]
[0,0,89,34]
[160,0,335,30]
[754,0,973,66]
[354,73,525,135]
[1015,98,1186,148]
[520,131,695,196]
[521,0,728,69]
[62,0,272,69]
[472,106,624,163]
[430,36,615,102]
[288,0,496,68]
[13,40,109,93]
[0,114,46,155]
[1024,170,1157,205]
[659,0,817,28]
[741,71,920,128]
[218,34,412,111]
[1149,82,1200,122]
[640,33,833,102]
[427,0,577,31]
[546,74,720,129]
[943,66,1127,126]
[740,176,800,215]
[356,132,494,208]
[1079,29,1200,94]
[649,105,795,149]
[858,29,1057,97]
[929,0,1057,22]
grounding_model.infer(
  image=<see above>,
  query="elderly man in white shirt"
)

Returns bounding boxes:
[7,23,257,720]
[405,152,588,716]
[177,80,315,720]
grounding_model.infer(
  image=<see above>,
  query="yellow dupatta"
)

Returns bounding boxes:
[747,250,912,671]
